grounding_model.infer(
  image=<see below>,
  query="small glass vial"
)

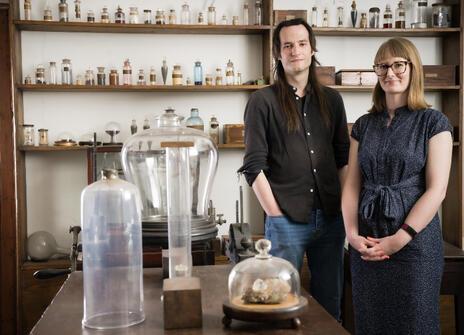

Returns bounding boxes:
[172,65,183,85]
[311,7,318,27]
[384,4,393,28]
[205,74,213,86]
[360,12,368,28]
[48,61,57,85]
[115,6,125,24]
[181,3,190,24]
[221,14,227,25]
[129,7,139,24]
[235,71,242,85]
[97,67,106,85]
[168,9,177,24]
[232,16,239,25]
[137,69,146,85]
[209,116,219,145]
[432,3,451,28]
[123,59,132,85]
[24,0,31,20]
[155,9,165,24]
[369,7,380,28]
[198,12,205,24]
[22,124,35,146]
[59,0,69,22]
[35,65,46,84]
[38,128,49,146]
[144,9,152,24]
[101,6,110,23]
[143,118,150,130]
[109,69,119,85]
[186,108,204,131]
[208,6,216,25]
[43,6,53,21]
[322,8,329,27]
[75,74,84,85]
[226,60,234,85]
[149,67,156,85]
[130,120,137,135]
[215,67,223,85]
[243,3,249,25]
[395,1,406,28]
[194,61,203,85]
[87,10,95,23]
[24,75,32,84]
[254,0,262,25]
[337,7,344,27]
[85,69,95,85]
[74,0,81,20]
[411,0,428,28]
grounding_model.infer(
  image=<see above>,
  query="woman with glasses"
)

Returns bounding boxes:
[342,37,453,334]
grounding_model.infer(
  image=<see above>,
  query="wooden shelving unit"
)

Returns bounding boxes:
[311,27,460,37]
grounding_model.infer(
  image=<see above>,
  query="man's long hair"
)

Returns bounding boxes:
[272,18,331,132]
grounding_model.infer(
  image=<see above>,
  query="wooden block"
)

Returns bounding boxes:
[336,69,376,86]
[423,65,457,86]
[223,124,244,144]
[273,10,307,25]
[316,66,335,85]
[163,277,202,329]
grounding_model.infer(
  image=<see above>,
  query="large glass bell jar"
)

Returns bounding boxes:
[121,107,218,244]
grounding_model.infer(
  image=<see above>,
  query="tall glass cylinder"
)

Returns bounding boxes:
[411,0,428,28]
[165,145,192,278]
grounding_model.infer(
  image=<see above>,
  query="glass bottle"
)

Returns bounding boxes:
[149,67,156,85]
[198,11,205,24]
[369,7,380,28]
[221,14,227,25]
[209,115,219,145]
[130,120,137,135]
[254,0,262,25]
[205,74,213,85]
[115,6,125,24]
[311,7,318,27]
[129,7,139,24]
[226,60,234,85]
[22,124,35,146]
[411,0,428,28]
[155,9,165,24]
[59,0,69,22]
[101,6,110,23]
[137,69,146,85]
[168,9,177,24]
[235,71,242,85]
[432,3,451,28]
[43,6,53,21]
[243,3,249,25]
[35,65,46,84]
[215,67,223,85]
[144,9,152,24]
[232,16,239,25]
[38,128,49,146]
[74,0,81,20]
[87,10,95,23]
[143,118,150,130]
[194,61,203,85]
[172,65,183,85]
[123,59,132,85]
[337,7,344,27]
[161,59,168,85]
[49,61,57,85]
[395,1,406,28]
[186,108,204,131]
[322,8,329,27]
[384,4,393,28]
[208,6,216,25]
[24,75,32,85]
[61,58,72,85]
[76,74,84,85]
[24,0,31,20]
[350,1,357,27]
[181,2,190,24]
[97,67,106,85]
[109,69,119,85]
[360,12,368,28]
[85,69,95,85]
[81,169,145,329]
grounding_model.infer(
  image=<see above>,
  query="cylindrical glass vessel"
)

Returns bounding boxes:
[97,67,106,85]
[81,169,145,329]
[123,59,132,85]
[22,124,35,146]
[35,65,46,84]
[115,6,125,24]
[194,61,203,85]
[411,0,428,28]
[337,7,344,27]
[311,7,318,27]
[208,6,216,25]
[209,115,219,145]
[101,6,110,23]
[49,62,57,84]
[369,7,380,28]
[254,0,262,25]
[395,1,406,28]
[59,0,69,22]
[61,59,73,85]
[186,108,204,131]
[110,69,119,85]
[432,3,451,28]
[172,65,182,85]
[129,7,139,24]
[384,4,393,28]
[24,0,31,20]
[38,128,49,146]
[181,3,190,24]
[243,3,249,25]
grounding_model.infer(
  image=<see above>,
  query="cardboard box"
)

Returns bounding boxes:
[336,69,377,86]
[423,65,457,86]
[223,124,244,144]
[316,66,335,85]
[274,10,308,25]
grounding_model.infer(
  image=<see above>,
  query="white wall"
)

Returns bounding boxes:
[22,0,442,248]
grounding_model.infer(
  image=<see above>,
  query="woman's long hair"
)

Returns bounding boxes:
[272,18,331,131]
[370,37,430,113]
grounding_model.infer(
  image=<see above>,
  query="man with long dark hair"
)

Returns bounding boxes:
[238,18,349,320]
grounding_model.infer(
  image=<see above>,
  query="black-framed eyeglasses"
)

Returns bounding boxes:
[373,61,411,76]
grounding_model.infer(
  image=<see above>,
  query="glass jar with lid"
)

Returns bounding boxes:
[383,4,393,28]
[85,69,95,85]
[100,6,110,23]
[181,2,190,24]
[395,1,406,28]
[35,65,46,84]
[194,61,203,85]
[208,6,216,25]
[172,65,183,85]
[115,6,125,24]
[432,3,451,28]
[368,7,380,28]
[129,7,139,24]
[411,0,428,28]
[22,124,35,146]
[186,108,204,131]
[155,9,165,24]
[168,9,177,24]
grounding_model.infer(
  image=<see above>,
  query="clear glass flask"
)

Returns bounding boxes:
[186,108,204,131]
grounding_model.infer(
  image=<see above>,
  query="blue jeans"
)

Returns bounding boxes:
[265,209,346,321]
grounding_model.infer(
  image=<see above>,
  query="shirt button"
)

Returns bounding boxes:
[304,113,307,117]
[310,189,314,192]
[310,150,314,154]
[313,169,317,173]
[296,96,299,100]
[307,132,310,136]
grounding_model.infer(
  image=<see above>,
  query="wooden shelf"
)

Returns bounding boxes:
[218,143,245,149]
[19,145,88,152]
[17,84,266,92]
[327,85,460,92]
[14,20,272,35]
[312,27,460,37]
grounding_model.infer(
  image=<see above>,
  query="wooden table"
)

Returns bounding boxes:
[30,265,348,335]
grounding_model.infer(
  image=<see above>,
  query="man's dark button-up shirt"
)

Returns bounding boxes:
[238,84,350,223]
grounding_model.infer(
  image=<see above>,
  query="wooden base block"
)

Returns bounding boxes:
[163,277,202,329]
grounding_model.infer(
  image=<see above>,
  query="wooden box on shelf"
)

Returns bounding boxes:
[273,10,307,25]
[336,69,377,86]
[423,65,457,86]
[316,66,336,85]
[223,124,245,144]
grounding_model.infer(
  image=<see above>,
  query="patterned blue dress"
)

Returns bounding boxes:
[350,107,452,334]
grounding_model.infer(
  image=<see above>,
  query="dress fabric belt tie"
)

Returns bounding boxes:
[360,174,423,221]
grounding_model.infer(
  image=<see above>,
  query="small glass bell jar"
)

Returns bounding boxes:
[104,121,122,145]
[223,239,307,329]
